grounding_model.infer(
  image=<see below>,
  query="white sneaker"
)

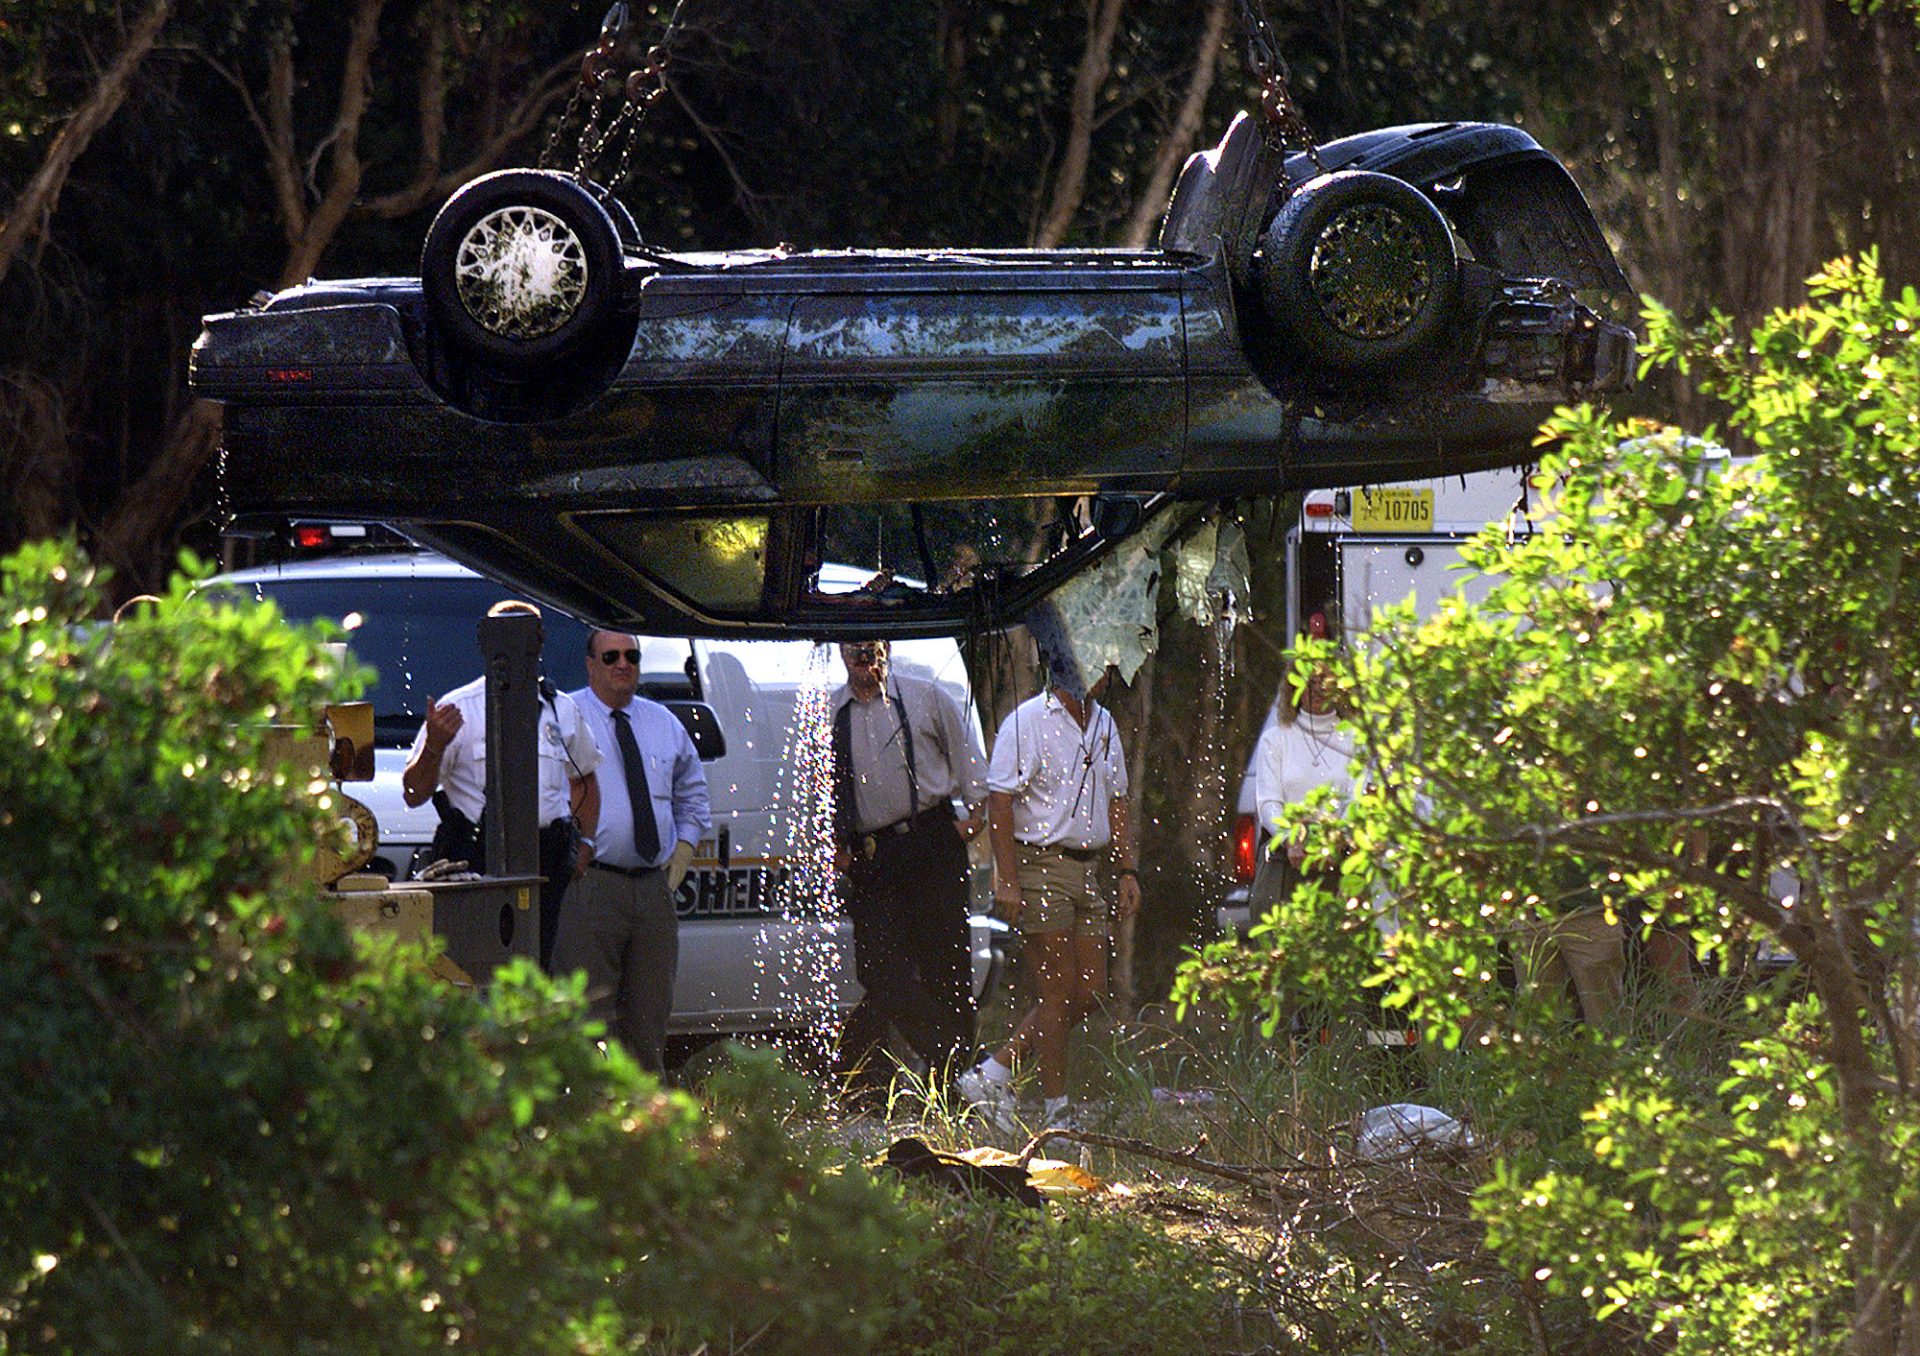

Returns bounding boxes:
[957,1064,1017,1134]
[1041,1097,1080,1133]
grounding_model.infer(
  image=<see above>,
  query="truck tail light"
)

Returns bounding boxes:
[1232,813,1258,883]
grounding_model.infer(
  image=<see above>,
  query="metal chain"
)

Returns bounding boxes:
[1234,0,1324,170]
[539,4,630,171]
[566,80,624,178]
[536,83,591,171]
[535,1,685,206]
[602,50,672,193]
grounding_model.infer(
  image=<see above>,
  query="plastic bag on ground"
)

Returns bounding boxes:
[1354,1103,1477,1161]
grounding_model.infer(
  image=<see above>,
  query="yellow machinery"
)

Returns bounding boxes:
[276,699,538,987]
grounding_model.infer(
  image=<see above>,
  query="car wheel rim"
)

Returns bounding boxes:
[1307,203,1434,340]
[452,205,591,339]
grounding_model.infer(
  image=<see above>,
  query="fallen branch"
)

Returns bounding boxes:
[1020,1125,1272,1182]
[1014,1125,1364,1190]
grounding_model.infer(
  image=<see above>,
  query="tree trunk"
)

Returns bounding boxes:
[1184,624,1227,879]
[1032,0,1127,248]
[276,0,387,288]
[1,376,76,550]
[1114,652,1155,1009]
[1119,0,1230,249]
[0,0,175,288]
[93,400,222,590]
[934,0,971,167]
[1716,0,1828,331]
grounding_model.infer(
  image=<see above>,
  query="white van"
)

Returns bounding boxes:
[1220,467,1534,935]
[211,550,1003,1044]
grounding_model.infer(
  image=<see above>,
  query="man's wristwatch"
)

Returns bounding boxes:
[1116,866,1139,879]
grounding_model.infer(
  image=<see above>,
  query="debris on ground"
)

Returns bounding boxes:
[1151,1087,1218,1107]
[1353,1103,1477,1161]
[957,1145,1106,1199]
[877,1136,1042,1208]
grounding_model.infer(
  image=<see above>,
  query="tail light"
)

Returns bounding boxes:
[291,521,371,551]
[1232,813,1258,883]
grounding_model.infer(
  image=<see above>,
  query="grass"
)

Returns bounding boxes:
[670,963,1780,1354]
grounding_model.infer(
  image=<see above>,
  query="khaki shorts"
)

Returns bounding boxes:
[1015,842,1110,938]
[1508,905,1624,1022]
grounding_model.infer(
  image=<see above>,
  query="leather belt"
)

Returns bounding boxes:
[1048,843,1105,863]
[855,802,956,860]
[589,859,660,879]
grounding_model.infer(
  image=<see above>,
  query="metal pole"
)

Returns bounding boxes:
[479,609,542,962]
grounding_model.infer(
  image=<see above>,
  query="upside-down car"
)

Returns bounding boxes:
[192,112,1634,637]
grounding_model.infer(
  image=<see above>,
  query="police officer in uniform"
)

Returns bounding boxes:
[400,600,602,972]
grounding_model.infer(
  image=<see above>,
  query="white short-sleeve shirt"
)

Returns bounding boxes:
[407,675,602,826]
[986,692,1128,849]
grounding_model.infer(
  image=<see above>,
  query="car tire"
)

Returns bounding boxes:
[601,189,642,251]
[421,169,623,368]
[1257,170,1457,374]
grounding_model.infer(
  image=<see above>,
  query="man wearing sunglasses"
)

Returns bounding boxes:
[554,629,712,1074]
[830,638,986,1104]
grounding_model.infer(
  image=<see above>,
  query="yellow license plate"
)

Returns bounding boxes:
[1351,487,1434,532]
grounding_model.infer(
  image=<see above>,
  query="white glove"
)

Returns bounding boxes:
[667,840,697,894]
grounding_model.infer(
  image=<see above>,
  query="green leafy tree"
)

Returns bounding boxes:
[1182,251,1920,1355]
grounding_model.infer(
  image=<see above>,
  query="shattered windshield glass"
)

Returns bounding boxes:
[806,497,1098,604]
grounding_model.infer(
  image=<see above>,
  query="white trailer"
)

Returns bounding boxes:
[1286,467,1534,649]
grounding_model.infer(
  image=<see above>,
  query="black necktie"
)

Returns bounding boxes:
[612,707,661,863]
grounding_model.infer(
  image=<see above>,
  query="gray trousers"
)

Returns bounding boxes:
[552,863,678,1074]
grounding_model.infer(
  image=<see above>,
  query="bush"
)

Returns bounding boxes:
[1181,253,1920,1354]
[0,543,939,1354]
[876,1191,1247,1356]
[0,542,1276,1355]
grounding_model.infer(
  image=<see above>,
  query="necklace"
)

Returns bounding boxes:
[1299,713,1339,768]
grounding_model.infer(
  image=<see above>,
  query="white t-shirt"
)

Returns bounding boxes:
[407,676,602,826]
[1252,709,1356,839]
[986,692,1128,849]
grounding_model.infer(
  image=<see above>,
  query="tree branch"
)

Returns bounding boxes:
[0,0,176,287]
[414,0,453,189]
[668,80,777,235]
[264,38,306,250]
[356,56,580,221]
[93,399,222,589]
[1120,0,1231,248]
[277,0,387,288]
[1032,0,1127,247]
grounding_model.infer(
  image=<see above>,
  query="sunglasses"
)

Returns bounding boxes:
[843,645,884,663]
[597,648,641,665]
